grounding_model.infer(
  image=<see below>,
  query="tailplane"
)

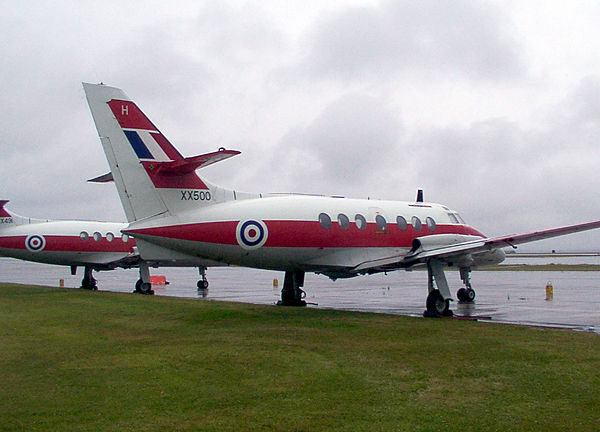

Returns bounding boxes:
[83,83,242,222]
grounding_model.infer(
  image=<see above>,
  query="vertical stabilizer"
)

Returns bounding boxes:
[0,201,49,227]
[83,83,169,222]
[83,83,245,222]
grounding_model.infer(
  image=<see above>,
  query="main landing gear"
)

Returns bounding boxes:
[134,262,154,295]
[424,262,477,317]
[277,270,307,307]
[80,265,98,290]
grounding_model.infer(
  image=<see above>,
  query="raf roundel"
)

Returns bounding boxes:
[236,220,268,250]
[25,235,46,252]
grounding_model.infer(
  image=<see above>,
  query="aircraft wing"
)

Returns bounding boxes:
[352,219,600,273]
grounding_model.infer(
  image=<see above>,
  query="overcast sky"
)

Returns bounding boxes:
[1,1,600,250]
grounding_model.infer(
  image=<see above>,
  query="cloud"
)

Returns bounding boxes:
[262,93,403,196]
[302,0,524,82]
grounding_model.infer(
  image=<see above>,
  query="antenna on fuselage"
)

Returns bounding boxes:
[416,189,424,203]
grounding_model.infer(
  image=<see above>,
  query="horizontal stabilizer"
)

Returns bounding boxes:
[145,148,241,174]
[88,172,114,183]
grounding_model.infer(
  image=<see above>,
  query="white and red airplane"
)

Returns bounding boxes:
[0,200,136,290]
[0,200,219,293]
[83,82,600,316]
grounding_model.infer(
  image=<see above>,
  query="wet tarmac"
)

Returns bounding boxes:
[1,257,599,334]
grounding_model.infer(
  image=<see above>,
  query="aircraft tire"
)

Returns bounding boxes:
[197,280,209,290]
[426,290,451,316]
[465,288,476,302]
[138,282,154,295]
[456,288,467,302]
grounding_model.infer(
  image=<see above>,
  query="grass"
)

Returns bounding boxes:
[0,283,599,431]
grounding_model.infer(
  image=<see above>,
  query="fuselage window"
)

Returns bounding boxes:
[337,213,350,230]
[396,216,407,230]
[375,215,387,230]
[319,213,332,229]
[412,216,422,231]
[80,231,89,241]
[93,232,102,242]
[426,217,436,232]
[122,234,129,243]
[447,213,459,224]
[355,214,367,230]
[106,232,114,242]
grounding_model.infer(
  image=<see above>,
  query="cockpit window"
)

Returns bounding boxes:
[447,213,459,224]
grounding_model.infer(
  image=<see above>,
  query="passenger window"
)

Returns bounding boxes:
[122,234,129,243]
[355,214,367,230]
[319,213,332,229]
[396,216,407,230]
[93,232,102,242]
[411,216,422,231]
[106,232,114,242]
[426,217,436,232]
[337,213,350,230]
[80,231,89,241]
[375,215,387,230]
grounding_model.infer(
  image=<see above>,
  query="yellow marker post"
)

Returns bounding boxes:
[545,281,553,301]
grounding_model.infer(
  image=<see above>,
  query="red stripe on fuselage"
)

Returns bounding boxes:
[128,220,485,248]
[0,235,135,253]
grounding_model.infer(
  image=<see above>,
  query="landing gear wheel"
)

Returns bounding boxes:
[425,289,453,317]
[135,279,154,295]
[457,288,467,302]
[197,280,209,290]
[465,288,476,302]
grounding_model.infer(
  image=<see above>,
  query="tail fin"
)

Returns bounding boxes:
[83,83,242,222]
[0,201,48,227]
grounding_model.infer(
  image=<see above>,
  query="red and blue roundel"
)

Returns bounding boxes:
[236,220,268,250]
[25,235,46,252]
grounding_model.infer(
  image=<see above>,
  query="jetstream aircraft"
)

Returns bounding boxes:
[83,82,600,316]
[0,200,136,290]
[0,200,216,293]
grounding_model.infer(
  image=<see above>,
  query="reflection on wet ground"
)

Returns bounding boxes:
[2,258,599,333]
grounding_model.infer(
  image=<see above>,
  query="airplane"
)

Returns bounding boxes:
[0,200,219,293]
[83,82,600,317]
[0,200,136,290]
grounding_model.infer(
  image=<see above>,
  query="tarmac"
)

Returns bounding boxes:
[1,257,599,333]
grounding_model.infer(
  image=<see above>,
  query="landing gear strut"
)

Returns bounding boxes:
[456,267,476,302]
[277,270,306,306]
[80,266,98,290]
[197,267,209,290]
[424,259,453,317]
[134,262,154,295]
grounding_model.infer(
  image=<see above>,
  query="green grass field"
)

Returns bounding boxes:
[1,283,598,431]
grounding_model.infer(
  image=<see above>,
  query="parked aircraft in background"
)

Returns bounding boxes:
[0,200,136,290]
[83,82,600,316]
[0,200,218,293]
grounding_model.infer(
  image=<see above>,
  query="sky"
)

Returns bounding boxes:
[1,0,600,250]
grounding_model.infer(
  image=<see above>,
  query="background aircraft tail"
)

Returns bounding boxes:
[0,200,49,227]
[83,82,245,223]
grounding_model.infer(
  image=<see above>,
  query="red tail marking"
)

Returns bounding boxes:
[141,162,209,189]
[108,99,158,131]
[0,200,11,218]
